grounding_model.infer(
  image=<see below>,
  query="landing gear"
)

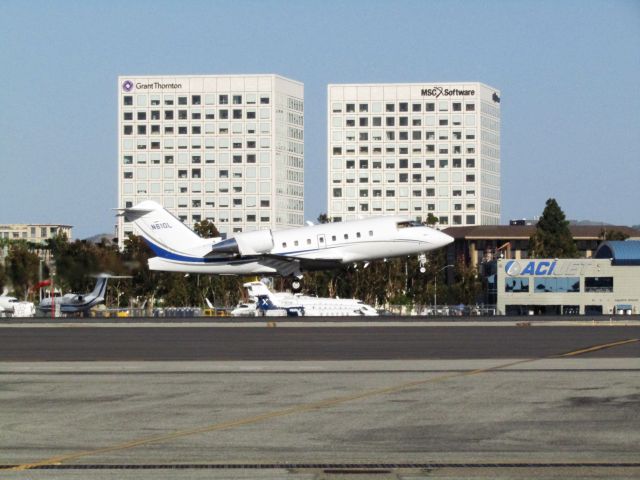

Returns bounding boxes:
[418,254,427,273]
[289,272,303,293]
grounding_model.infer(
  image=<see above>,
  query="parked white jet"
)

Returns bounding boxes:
[38,274,127,315]
[121,200,453,277]
[244,281,378,317]
[0,291,19,315]
[0,289,35,317]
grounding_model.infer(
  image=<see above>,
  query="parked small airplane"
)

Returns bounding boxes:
[0,289,17,315]
[38,274,129,315]
[243,281,378,317]
[0,289,35,317]
[120,200,453,278]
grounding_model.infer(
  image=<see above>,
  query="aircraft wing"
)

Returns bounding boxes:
[261,254,344,274]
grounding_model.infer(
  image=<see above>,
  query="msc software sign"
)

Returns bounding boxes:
[421,86,475,98]
[504,260,593,277]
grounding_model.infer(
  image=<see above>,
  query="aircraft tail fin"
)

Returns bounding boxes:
[119,201,208,258]
[90,275,109,300]
[244,281,277,311]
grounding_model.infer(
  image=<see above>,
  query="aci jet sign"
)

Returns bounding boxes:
[504,260,594,277]
[505,260,556,276]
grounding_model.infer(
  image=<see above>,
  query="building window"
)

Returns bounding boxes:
[505,277,529,293]
[585,277,613,292]
[534,277,580,293]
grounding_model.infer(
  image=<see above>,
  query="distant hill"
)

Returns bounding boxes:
[569,220,640,231]
[569,220,613,226]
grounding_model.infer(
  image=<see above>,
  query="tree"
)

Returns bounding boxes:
[529,198,579,258]
[450,261,483,305]
[0,261,6,294]
[316,213,331,224]
[6,243,40,298]
[599,228,629,241]
[121,234,162,309]
[193,219,220,238]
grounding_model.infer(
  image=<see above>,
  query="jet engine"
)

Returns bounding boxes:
[208,230,274,256]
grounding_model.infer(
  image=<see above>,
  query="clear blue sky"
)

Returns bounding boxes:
[1,0,639,238]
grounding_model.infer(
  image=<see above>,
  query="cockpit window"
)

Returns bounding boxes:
[396,220,423,229]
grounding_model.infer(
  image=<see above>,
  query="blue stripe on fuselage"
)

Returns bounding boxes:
[142,236,255,264]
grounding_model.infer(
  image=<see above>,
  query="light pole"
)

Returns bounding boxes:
[434,264,454,311]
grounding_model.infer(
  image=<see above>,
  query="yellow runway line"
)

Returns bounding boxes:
[557,338,639,357]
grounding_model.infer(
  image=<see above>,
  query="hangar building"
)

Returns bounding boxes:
[497,241,640,315]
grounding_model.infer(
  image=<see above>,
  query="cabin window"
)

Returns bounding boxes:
[356,232,361,238]
[319,237,324,243]
[396,220,422,229]
[344,234,349,240]
[331,235,336,241]
[294,240,299,247]
[282,242,287,248]
[307,239,311,245]
[369,230,373,236]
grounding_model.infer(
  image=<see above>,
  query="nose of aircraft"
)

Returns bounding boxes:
[433,229,454,248]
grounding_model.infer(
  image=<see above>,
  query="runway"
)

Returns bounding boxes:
[1,324,639,361]
[1,321,639,479]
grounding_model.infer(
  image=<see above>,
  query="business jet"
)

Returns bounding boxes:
[120,200,453,278]
[244,281,378,317]
[38,274,128,315]
[0,289,17,315]
[0,289,35,317]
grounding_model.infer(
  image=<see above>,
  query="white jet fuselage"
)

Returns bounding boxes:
[147,216,452,275]
[123,201,453,276]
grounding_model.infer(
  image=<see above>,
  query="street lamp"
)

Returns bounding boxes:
[434,264,454,311]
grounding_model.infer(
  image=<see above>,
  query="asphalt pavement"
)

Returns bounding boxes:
[0,322,638,479]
